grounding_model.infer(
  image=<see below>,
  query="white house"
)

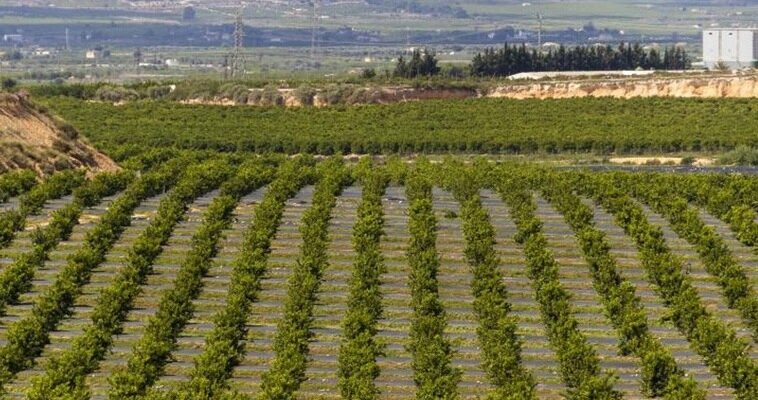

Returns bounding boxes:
[85,49,101,60]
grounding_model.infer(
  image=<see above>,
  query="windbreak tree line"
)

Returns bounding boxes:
[392,42,689,79]
[472,42,689,77]
[393,49,441,79]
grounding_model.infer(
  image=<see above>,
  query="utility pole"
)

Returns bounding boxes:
[405,1,411,51]
[310,0,321,66]
[229,6,246,79]
[536,12,543,51]
[65,28,70,52]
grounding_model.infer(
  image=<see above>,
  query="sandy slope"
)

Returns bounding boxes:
[0,93,118,176]
[487,75,758,99]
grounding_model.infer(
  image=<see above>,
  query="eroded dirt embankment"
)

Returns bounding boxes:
[487,75,758,99]
[178,74,758,108]
[0,93,118,176]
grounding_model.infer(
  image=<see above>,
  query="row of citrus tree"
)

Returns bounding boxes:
[615,172,758,340]
[0,170,133,319]
[0,157,192,390]
[0,151,211,326]
[578,171,758,399]
[106,158,274,399]
[167,158,313,399]
[257,158,351,399]
[536,168,705,398]
[0,170,37,203]
[496,167,622,399]
[0,169,85,247]
[336,164,389,399]
[439,160,537,399]
[24,157,250,399]
[671,173,757,249]
[404,165,461,399]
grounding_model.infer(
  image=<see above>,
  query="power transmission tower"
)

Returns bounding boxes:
[229,6,246,79]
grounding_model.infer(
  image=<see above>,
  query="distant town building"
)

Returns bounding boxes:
[31,48,53,58]
[3,34,23,43]
[703,28,757,70]
[85,48,110,60]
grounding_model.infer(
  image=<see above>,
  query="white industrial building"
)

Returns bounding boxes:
[703,28,757,70]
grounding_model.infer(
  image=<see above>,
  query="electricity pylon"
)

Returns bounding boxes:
[230,6,246,79]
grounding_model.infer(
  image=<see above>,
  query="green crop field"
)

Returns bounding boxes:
[0,153,755,399]
[1,1,757,398]
[41,97,758,156]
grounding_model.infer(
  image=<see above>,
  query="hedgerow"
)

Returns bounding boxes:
[337,164,389,400]
[0,170,133,318]
[496,169,621,399]
[536,169,704,398]
[0,169,85,248]
[106,159,272,399]
[577,171,758,399]
[0,159,190,391]
[256,157,351,399]
[404,164,461,399]
[0,170,37,203]
[155,158,313,400]
[616,172,758,340]
[26,158,250,400]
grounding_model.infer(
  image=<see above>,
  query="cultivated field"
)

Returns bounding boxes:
[0,158,755,399]
[43,97,758,156]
